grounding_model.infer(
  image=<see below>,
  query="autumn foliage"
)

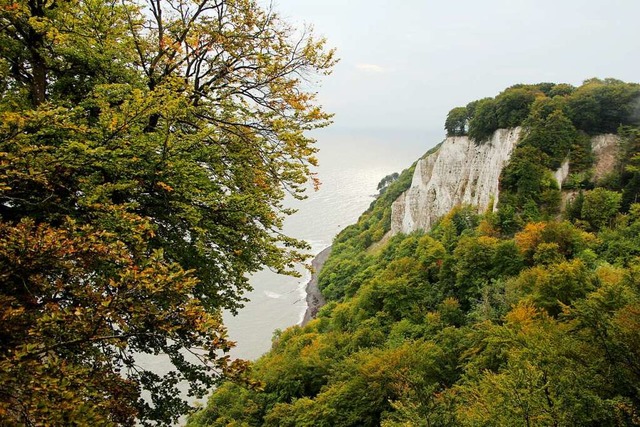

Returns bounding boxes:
[0,0,335,424]
[192,81,640,426]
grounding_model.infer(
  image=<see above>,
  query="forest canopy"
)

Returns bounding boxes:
[192,79,640,427]
[0,0,335,425]
[445,79,640,141]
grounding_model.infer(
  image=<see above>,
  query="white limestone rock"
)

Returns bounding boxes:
[390,129,622,236]
[390,128,521,235]
[554,158,570,190]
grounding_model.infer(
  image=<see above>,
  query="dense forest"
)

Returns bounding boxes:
[0,0,335,425]
[189,79,640,426]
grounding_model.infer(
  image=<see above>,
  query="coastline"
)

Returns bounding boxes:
[300,245,332,326]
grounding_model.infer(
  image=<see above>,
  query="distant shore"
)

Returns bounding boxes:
[300,246,332,326]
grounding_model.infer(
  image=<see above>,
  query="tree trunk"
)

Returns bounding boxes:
[29,45,47,107]
[27,0,47,107]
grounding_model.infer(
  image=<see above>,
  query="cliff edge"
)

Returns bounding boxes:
[391,128,521,234]
[390,128,621,235]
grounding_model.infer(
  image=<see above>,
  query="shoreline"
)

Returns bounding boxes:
[300,245,332,326]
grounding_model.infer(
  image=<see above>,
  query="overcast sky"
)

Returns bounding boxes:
[271,0,640,135]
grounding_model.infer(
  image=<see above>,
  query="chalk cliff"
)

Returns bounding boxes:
[390,128,521,235]
[390,129,620,235]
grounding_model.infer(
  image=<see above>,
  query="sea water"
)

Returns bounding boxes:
[223,127,441,361]
[136,128,439,422]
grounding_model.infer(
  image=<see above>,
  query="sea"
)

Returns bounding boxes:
[223,127,441,361]
[137,127,441,422]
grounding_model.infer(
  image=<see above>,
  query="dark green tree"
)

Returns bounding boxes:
[494,87,538,129]
[565,78,640,134]
[468,98,498,142]
[521,109,578,168]
[377,172,400,194]
[445,106,469,136]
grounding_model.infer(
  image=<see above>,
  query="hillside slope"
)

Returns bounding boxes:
[189,79,640,427]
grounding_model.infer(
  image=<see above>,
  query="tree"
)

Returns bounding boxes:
[377,172,399,195]
[468,98,498,142]
[618,127,640,209]
[500,146,551,208]
[547,83,575,98]
[0,218,240,425]
[581,188,622,230]
[494,87,538,129]
[458,303,616,426]
[453,236,500,309]
[565,78,640,134]
[521,109,578,168]
[445,106,468,136]
[0,0,335,424]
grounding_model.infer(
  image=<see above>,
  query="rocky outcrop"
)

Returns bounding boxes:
[554,158,570,190]
[390,128,521,235]
[389,130,621,235]
[591,134,620,183]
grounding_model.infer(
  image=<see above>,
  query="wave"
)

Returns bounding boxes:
[296,270,313,325]
[263,291,283,299]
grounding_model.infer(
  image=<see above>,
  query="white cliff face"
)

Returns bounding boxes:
[390,129,621,236]
[390,128,521,235]
[554,159,570,190]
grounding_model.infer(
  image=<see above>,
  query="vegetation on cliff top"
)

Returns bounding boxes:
[445,79,640,141]
[446,79,640,224]
[191,79,640,426]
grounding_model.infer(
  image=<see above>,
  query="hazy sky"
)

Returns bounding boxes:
[271,0,640,134]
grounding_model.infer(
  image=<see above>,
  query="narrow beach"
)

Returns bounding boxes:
[300,246,332,326]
